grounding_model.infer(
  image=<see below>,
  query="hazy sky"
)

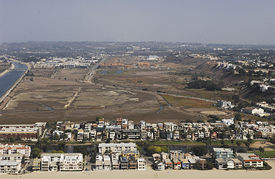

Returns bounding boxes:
[0,0,275,44]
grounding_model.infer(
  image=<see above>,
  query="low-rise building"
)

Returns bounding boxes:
[181,159,189,169]
[154,161,165,170]
[103,155,111,170]
[232,158,242,169]
[242,107,265,117]
[120,157,128,170]
[237,153,263,168]
[216,100,234,109]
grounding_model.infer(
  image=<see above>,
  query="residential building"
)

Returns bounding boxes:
[216,100,234,109]
[41,153,83,171]
[237,153,263,168]
[0,154,23,163]
[103,155,111,170]
[0,144,31,158]
[154,161,165,170]
[0,123,45,141]
[32,158,41,171]
[213,148,234,159]
[181,159,189,169]
[137,158,146,170]
[98,143,137,154]
[0,161,21,174]
[120,157,128,170]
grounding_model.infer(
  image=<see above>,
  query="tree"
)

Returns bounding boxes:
[259,147,264,153]
[234,113,242,121]
[206,160,214,170]
[32,147,41,158]
[232,95,240,103]
[191,146,208,156]
[246,134,251,140]
[244,141,251,149]
[57,141,66,151]
[236,141,241,147]
[146,146,168,155]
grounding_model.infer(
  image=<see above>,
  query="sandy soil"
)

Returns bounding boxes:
[1,161,275,179]
[0,61,235,124]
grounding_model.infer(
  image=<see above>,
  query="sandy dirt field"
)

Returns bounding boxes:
[0,57,235,124]
[1,161,275,179]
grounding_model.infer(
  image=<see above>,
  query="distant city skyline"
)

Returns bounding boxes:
[0,0,275,45]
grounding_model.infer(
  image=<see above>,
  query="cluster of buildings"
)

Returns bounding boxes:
[0,142,268,174]
[213,148,263,169]
[250,79,275,93]
[152,147,264,171]
[33,56,100,69]
[0,144,31,174]
[216,100,235,109]
[152,150,207,170]
[48,118,275,143]
[241,107,269,118]
[95,143,146,170]
[38,153,83,171]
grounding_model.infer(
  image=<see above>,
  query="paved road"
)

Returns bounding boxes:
[84,57,107,82]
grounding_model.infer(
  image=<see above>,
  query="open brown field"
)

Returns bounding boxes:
[0,57,236,124]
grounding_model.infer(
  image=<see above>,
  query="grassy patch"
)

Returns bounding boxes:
[210,140,248,147]
[255,150,275,158]
[241,113,269,121]
[147,140,206,146]
[184,89,234,101]
[161,94,214,108]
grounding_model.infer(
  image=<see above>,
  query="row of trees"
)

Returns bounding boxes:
[187,80,224,91]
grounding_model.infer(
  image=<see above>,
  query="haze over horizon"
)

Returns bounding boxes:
[1,0,275,45]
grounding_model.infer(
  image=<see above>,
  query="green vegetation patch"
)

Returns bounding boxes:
[255,151,275,158]
[161,94,214,108]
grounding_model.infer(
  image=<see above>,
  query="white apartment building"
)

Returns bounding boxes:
[0,154,24,163]
[0,161,21,174]
[237,153,263,168]
[137,158,146,170]
[98,143,137,154]
[0,123,46,141]
[0,144,31,158]
[41,153,83,171]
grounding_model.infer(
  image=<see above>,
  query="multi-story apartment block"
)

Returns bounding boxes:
[0,123,46,141]
[0,154,24,163]
[41,153,83,171]
[98,143,137,154]
[0,161,21,174]
[213,148,234,159]
[237,153,263,168]
[0,144,31,158]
